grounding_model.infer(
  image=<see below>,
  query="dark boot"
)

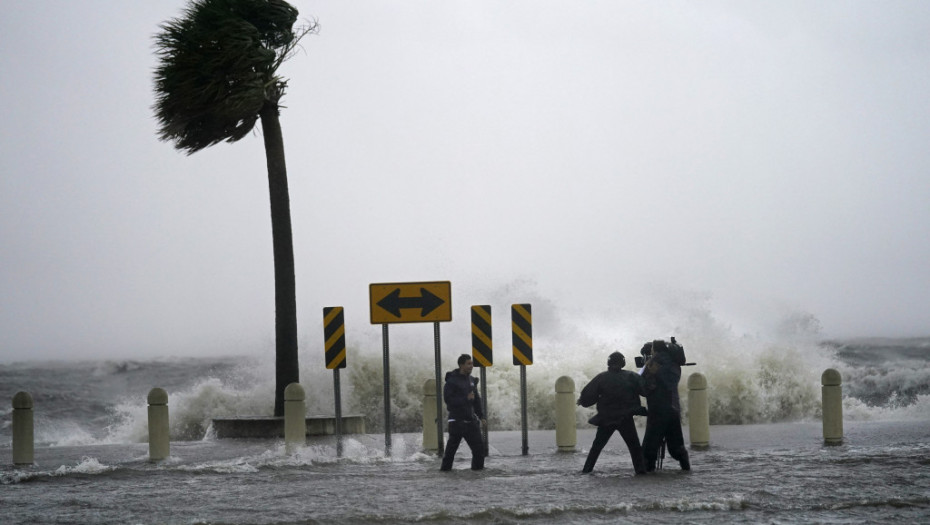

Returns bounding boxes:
[471,452,485,470]
[440,445,456,471]
[581,458,595,473]
[582,451,599,473]
[679,449,690,471]
[644,450,657,472]
[632,452,647,475]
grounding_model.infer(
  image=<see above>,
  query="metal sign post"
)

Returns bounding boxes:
[512,304,533,456]
[480,367,488,454]
[433,322,444,456]
[333,368,343,457]
[382,324,391,455]
[520,365,528,456]
[370,281,453,458]
[323,307,347,457]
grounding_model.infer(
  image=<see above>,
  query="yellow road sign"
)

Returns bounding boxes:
[323,306,346,369]
[369,281,452,324]
[512,303,533,365]
[471,305,492,367]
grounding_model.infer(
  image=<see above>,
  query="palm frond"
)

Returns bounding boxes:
[152,0,315,154]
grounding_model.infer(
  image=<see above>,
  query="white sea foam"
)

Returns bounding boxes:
[9,282,925,445]
[105,374,274,443]
[170,435,425,474]
[52,456,113,476]
[338,284,849,430]
[38,420,99,447]
[435,494,749,521]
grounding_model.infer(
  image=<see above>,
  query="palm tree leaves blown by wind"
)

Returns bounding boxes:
[153,0,315,154]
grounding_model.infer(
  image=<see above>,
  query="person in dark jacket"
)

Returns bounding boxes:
[640,339,690,471]
[440,354,486,471]
[577,351,648,474]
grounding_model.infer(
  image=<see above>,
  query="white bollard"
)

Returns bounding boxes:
[422,379,438,452]
[822,369,843,446]
[284,383,307,453]
[687,373,710,450]
[12,391,34,466]
[555,376,576,452]
[147,388,170,462]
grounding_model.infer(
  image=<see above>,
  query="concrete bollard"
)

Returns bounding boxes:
[555,376,576,452]
[12,391,34,466]
[822,369,843,446]
[422,379,439,452]
[687,373,710,450]
[147,388,170,461]
[284,383,307,453]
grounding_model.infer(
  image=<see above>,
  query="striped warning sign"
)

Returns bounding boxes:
[323,306,346,369]
[471,305,492,367]
[511,304,533,366]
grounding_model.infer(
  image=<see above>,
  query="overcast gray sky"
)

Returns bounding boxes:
[1,1,928,362]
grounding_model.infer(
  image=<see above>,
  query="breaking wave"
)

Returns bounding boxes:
[2,282,928,444]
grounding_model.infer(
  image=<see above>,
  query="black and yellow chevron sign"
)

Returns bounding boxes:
[511,303,533,366]
[471,305,492,367]
[323,306,346,369]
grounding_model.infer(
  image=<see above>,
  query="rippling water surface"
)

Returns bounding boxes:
[2,338,929,524]
[3,422,929,524]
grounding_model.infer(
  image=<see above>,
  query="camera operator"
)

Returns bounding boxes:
[640,339,690,472]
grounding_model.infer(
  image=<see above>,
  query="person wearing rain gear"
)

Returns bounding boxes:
[577,351,648,474]
[440,354,486,471]
[640,339,691,471]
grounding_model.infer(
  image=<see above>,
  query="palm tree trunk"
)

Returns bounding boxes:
[260,101,299,417]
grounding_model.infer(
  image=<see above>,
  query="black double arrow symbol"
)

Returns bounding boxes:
[376,288,445,318]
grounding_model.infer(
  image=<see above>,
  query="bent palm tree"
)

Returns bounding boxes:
[153,0,317,416]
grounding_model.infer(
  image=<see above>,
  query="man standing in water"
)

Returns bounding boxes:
[440,354,486,471]
[577,351,648,474]
[641,339,690,471]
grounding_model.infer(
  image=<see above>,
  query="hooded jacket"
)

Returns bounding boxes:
[641,344,687,413]
[578,368,646,427]
[443,369,484,423]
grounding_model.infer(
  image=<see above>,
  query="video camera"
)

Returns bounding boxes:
[634,343,652,369]
[634,336,691,369]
